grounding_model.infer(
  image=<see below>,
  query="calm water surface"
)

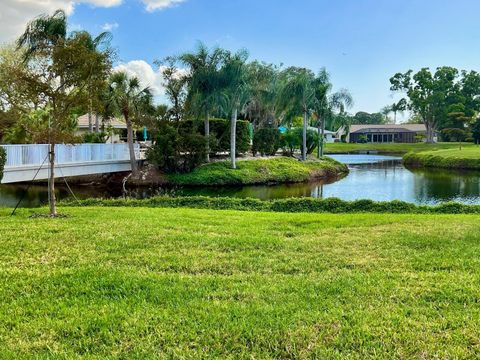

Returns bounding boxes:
[2,154,480,207]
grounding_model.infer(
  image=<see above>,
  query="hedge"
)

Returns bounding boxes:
[179,118,250,154]
[61,196,480,214]
[0,146,5,183]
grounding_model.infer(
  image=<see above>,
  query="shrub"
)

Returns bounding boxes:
[441,128,467,142]
[279,128,319,155]
[82,131,107,143]
[357,135,368,143]
[179,118,250,155]
[252,128,281,156]
[147,122,207,173]
[0,146,5,182]
[64,195,480,214]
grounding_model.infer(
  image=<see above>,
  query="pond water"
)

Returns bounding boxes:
[2,154,480,207]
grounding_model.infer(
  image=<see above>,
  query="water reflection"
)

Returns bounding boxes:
[2,154,480,206]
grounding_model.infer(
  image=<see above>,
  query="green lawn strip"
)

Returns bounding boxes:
[1,207,480,358]
[324,142,473,154]
[403,147,480,169]
[167,157,348,186]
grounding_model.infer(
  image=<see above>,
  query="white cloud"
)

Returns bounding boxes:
[113,60,188,103]
[141,0,185,12]
[102,22,119,31]
[0,0,122,43]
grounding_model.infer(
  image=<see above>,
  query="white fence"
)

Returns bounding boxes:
[1,143,140,168]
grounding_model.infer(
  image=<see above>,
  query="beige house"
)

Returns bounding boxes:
[76,113,127,143]
[337,124,433,143]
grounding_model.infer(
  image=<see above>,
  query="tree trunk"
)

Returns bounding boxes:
[302,110,307,161]
[126,116,138,174]
[230,108,237,169]
[320,116,325,158]
[95,113,100,133]
[88,112,93,132]
[205,111,210,163]
[48,142,57,217]
[425,120,435,143]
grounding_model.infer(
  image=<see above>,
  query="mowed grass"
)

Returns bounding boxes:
[324,141,473,154]
[404,146,480,169]
[1,207,480,358]
[168,156,347,186]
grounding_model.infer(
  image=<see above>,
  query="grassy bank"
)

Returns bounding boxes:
[2,206,480,358]
[65,195,480,214]
[324,142,473,154]
[404,146,480,169]
[167,156,348,186]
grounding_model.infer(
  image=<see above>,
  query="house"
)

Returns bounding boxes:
[337,124,433,143]
[76,113,127,143]
[306,126,337,143]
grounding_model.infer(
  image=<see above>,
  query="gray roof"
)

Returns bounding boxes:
[77,113,127,129]
[349,124,426,133]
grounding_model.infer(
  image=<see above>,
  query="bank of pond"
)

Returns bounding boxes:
[3,152,480,207]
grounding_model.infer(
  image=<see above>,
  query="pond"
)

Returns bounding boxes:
[2,154,480,207]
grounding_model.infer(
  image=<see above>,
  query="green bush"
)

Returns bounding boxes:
[280,128,319,155]
[441,128,467,142]
[179,118,250,155]
[252,128,281,156]
[63,195,480,214]
[82,132,107,143]
[147,122,207,173]
[0,146,5,182]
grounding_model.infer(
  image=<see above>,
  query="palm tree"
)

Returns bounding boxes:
[106,71,153,175]
[311,69,353,157]
[279,67,316,161]
[391,99,406,123]
[221,49,249,169]
[180,43,225,162]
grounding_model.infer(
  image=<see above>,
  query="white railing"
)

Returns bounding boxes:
[1,143,140,168]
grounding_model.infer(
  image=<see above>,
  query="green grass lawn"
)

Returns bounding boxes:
[168,156,347,186]
[2,206,480,358]
[324,141,473,154]
[404,146,480,169]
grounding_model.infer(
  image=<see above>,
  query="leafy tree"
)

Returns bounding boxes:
[155,56,187,122]
[105,71,153,175]
[352,111,385,125]
[16,9,111,216]
[390,67,480,142]
[180,43,226,162]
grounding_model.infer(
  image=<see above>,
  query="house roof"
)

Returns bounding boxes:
[349,124,426,133]
[306,126,336,135]
[77,113,127,129]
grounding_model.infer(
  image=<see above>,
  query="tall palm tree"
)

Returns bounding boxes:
[312,69,353,157]
[106,71,153,175]
[180,43,226,162]
[279,67,316,161]
[221,49,249,169]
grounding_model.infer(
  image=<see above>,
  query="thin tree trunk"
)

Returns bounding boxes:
[88,111,93,132]
[205,111,210,163]
[320,116,325,158]
[230,108,237,169]
[302,110,307,161]
[317,121,321,159]
[126,116,138,174]
[48,142,57,217]
[425,119,435,143]
[95,113,100,133]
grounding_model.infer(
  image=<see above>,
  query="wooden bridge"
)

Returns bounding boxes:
[1,143,141,184]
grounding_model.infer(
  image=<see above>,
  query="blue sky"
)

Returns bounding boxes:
[5,0,480,117]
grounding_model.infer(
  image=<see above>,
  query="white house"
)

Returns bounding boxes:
[306,126,337,143]
[76,113,127,143]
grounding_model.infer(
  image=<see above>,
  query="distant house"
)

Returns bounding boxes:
[337,124,434,143]
[306,127,337,143]
[76,113,127,143]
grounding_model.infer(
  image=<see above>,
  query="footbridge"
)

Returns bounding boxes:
[1,143,142,184]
